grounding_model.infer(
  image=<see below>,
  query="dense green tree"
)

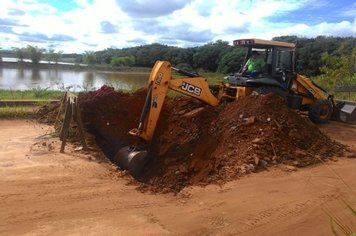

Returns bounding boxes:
[314,48,356,92]
[95,48,117,64]
[274,36,356,76]
[193,40,230,72]
[46,48,55,63]
[46,48,63,64]
[25,45,44,64]
[82,51,97,65]
[272,35,299,43]
[111,56,135,67]
[334,39,356,56]
[176,49,195,66]
[52,51,63,64]
[217,47,246,74]
[6,36,356,77]
[13,47,27,62]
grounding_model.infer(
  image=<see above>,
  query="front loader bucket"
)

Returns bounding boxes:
[332,101,356,123]
[114,146,149,178]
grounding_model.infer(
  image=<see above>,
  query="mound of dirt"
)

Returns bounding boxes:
[78,86,345,192]
[35,101,61,124]
[78,85,147,158]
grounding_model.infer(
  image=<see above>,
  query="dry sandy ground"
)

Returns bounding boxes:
[1,119,356,236]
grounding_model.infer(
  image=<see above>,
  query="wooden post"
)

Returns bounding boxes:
[60,99,73,153]
[59,92,89,153]
[73,97,88,151]
[59,95,70,140]
[56,92,67,122]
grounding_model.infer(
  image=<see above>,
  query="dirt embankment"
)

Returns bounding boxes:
[76,86,345,192]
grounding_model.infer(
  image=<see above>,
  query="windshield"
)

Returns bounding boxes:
[276,48,294,72]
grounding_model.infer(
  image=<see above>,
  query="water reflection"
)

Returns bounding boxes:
[31,68,41,81]
[83,71,94,89]
[0,64,149,91]
[17,68,25,79]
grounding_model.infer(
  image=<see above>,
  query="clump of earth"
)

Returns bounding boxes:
[77,85,345,192]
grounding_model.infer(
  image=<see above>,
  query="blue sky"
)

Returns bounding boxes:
[1,0,355,53]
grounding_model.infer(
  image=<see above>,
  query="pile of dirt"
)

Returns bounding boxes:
[35,101,61,124]
[78,85,147,158]
[78,86,345,192]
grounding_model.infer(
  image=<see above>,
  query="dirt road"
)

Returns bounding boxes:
[1,120,356,235]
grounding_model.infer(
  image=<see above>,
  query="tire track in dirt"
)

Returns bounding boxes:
[2,199,167,226]
[233,192,339,234]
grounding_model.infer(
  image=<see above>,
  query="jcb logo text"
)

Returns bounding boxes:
[181,82,201,96]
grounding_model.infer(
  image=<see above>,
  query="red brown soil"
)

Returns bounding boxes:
[78,86,147,157]
[78,86,345,192]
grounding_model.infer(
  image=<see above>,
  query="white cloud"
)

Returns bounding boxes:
[163,0,307,41]
[115,0,192,17]
[0,0,355,53]
[308,19,356,37]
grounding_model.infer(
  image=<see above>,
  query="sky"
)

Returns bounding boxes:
[0,0,355,53]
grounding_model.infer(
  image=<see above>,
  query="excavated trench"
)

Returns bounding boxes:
[78,85,345,192]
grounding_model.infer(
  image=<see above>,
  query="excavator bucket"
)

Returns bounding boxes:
[332,101,356,123]
[112,61,172,177]
[114,146,149,177]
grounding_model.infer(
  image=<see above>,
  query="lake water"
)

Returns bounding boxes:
[0,64,149,92]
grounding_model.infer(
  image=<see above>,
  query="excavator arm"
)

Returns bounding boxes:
[115,61,221,176]
[129,60,220,141]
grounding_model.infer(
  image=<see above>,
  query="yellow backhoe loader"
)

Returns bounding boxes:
[115,38,354,176]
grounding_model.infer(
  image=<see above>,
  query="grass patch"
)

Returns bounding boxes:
[202,72,226,85]
[312,75,356,101]
[0,89,65,100]
[167,71,225,97]
[0,106,37,118]
[334,92,356,101]
[173,71,225,84]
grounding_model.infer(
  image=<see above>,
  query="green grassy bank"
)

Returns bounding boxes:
[0,89,65,100]
[0,106,37,118]
[0,89,64,118]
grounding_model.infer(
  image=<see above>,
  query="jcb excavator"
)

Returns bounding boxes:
[115,38,354,176]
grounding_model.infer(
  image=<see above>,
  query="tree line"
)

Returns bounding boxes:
[1,36,355,78]
[91,35,356,78]
[0,45,64,64]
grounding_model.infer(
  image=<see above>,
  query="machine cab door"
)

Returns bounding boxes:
[273,47,296,89]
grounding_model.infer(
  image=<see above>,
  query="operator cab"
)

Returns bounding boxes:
[226,38,296,90]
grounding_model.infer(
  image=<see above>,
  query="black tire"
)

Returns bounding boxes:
[254,86,286,98]
[308,99,333,123]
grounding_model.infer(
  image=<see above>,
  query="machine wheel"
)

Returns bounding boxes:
[308,99,333,123]
[254,86,286,98]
